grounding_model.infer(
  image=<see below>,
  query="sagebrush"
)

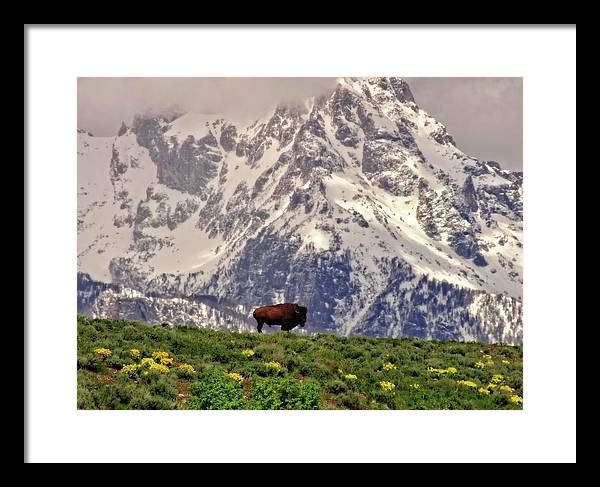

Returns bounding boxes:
[77,316,523,410]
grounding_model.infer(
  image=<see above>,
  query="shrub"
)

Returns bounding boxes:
[175,363,196,378]
[122,325,141,340]
[120,364,138,376]
[77,386,94,409]
[250,377,323,410]
[129,388,176,410]
[139,357,170,374]
[257,360,286,377]
[338,392,362,409]
[152,351,170,361]
[202,343,232,363]
[264,361,282,372]
[77,354,100,372]
[296,361,330,380]
[146,373,178,400]
[79,379,135,410]
[105,353,125,369]
[227,372,244,384]
[342,346,362,359]
[325,379,348,394]
[188,370,245,410]
[237,360,268,378]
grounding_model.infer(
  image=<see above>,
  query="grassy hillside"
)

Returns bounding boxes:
[77,316,523,410]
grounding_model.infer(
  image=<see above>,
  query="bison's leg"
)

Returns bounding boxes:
[256,318,264,333]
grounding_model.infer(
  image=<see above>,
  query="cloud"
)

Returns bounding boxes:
[78,77,522,171]
[78,77,338,135]
[406,77,523,171]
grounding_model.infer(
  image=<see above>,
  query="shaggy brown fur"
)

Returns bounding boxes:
[252,303,307,333]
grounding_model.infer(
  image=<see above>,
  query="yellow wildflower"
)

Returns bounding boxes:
[227,372,244,384]
[499,385,515,393]
[94,348,112,357]
[264,361,282,371]
[478,387,491,395]
[152,351,170,361]
[509,395,524,405]
[241,349,255,357]
[120,364,138,375]
[409,383,421,390]
[337,368,344,374]
[491,374,504,384]
[474,361,486,369]
[427,366,457,375]
[177,363,195,375]
[148,362,170,374]
[456,380,477,388]
[382,362,397,370]
[501,359,510,365]
[379,381,396,392]
[140,357,156,367]
[130,348,141,358]
[481,353,492,361]
[344,374,357,380]
[159,356,174,366]
[487,383,498,389]
[139,357,169,373]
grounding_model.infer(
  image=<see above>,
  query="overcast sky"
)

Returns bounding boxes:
[78,77,522,171]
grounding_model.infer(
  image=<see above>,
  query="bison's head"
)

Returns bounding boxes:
[295,305,308,327]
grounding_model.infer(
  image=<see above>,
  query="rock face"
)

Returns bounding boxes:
[77,77,523,344]
[131,116,222,196]
[77,273,254,331]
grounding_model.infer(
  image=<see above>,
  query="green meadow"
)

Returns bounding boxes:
[77,316,523,410]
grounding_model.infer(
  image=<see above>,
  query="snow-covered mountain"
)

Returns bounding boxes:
[77,77,523,344]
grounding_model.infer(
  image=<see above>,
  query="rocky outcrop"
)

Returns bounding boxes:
[131,116,222,195]
[118,121,128,137]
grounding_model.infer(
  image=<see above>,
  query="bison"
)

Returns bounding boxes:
[252,303,307,333]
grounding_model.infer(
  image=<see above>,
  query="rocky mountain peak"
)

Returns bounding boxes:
[337,77,416,106]
[118,121,128,137]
